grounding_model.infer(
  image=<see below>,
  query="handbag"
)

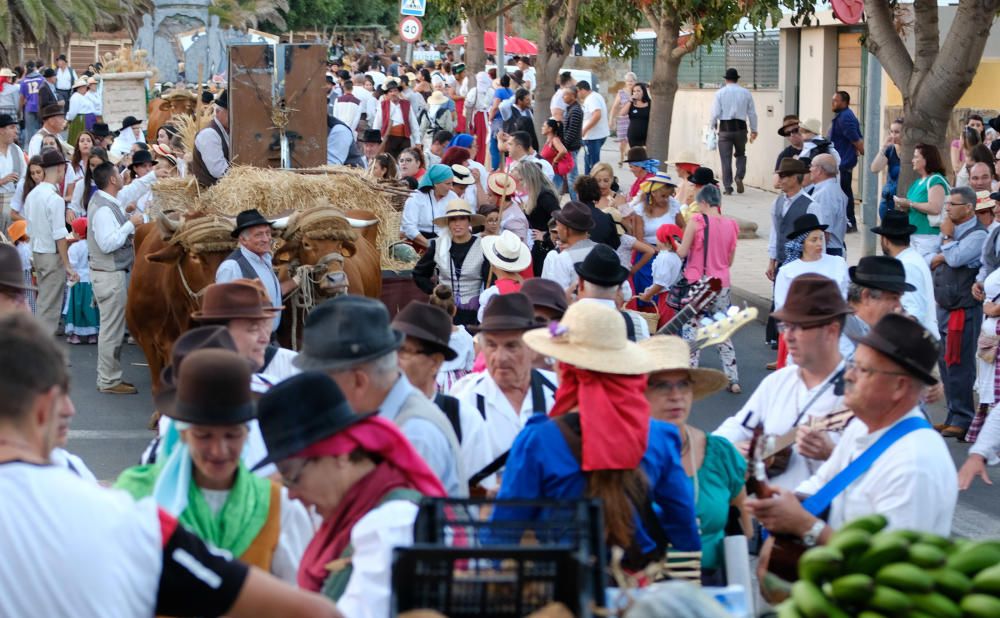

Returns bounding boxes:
[554,152,574,176]
[666,214,709,310]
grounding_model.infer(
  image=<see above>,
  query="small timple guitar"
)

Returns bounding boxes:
[656,277,722,337]
[745,409,855,485]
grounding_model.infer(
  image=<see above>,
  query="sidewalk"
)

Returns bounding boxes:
[598,141,866,316]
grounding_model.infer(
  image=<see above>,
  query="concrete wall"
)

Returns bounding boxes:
[668,88,785,189]
[797,26,838,131]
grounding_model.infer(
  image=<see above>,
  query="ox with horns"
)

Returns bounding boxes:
[127,206,382,392]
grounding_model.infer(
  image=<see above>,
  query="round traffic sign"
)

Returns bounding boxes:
[831,0,863,24]
[399,16,423,43]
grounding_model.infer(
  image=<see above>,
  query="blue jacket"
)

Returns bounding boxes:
[491,414,701,553]
[829,107,862,169]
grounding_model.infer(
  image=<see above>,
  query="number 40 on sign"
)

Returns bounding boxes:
[399,16,422,43]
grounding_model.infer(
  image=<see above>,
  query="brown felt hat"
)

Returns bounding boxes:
[40,103,65,120]
[552,200,595,232]
[156,326,247,414]
[171,348,256,425]
[0,244,34,291]
[850,313,939,385]
[191,280,282,323]
[777,116,800,137]
[392,301,458,360]
[771,274,853,327]
[776,157,809,177]
[520,277,568,318]
[469,292,547,333]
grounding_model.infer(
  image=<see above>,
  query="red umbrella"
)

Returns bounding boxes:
[448,32,538,55]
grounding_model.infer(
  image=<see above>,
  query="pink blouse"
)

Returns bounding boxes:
[683,214,738,287]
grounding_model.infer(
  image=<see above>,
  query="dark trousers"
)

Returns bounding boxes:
[826,247,844,257]
[765,264,780,344]
[937,305,982,429]
[840,166,856,229]
[718,129,748,192]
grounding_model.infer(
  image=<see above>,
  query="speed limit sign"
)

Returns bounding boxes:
[399,16,422,43]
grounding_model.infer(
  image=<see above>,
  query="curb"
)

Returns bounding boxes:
[730,286,770,324]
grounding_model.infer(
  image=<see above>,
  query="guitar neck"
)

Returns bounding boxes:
[658,304,697,337]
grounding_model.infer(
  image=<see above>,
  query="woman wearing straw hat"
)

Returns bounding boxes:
[253,372,447,611]
[639,335,749,583]
[66,76,97,145]
[477,229,533,322]
[115,348,315,584]
[412,198,488,325]
[401,163,459,249]
[631,172,683,307]
[488,170,532,247]
[493,301,700,566]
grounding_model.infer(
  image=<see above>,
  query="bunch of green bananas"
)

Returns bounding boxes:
[775,514,1000,618]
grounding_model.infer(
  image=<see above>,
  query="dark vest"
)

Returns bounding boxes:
[190,120,230,188]
[86,193,134,272]
[327,116,365,168]
[933,221,988,310]
[773,193,813,263]
[982,225,1000,281]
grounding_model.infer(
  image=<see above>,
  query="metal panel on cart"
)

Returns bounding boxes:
[280,44,327,169]
[229,44,276,168]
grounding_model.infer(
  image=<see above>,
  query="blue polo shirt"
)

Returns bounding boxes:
[829,107,862,169]
[490,415,701,553]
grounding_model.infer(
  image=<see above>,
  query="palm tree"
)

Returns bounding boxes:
[210,0,290,31]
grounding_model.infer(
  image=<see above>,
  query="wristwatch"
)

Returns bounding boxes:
[802,519,826,547]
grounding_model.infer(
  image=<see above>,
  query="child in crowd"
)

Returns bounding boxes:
[7,220,35,313]
[477,229,532,322]
[63,217,99,344]
[638,223,684,319]
[430,284,476,392]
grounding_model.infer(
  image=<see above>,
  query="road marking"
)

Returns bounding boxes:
[69,429,153,440]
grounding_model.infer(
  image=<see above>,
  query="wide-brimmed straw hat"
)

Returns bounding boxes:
[639,335,728,400]
[639,172,677,193]
[523,301,655,374]
[975,190,996,212]
[428,90,449,105]
[798,118,823,136]
[433,198,485,227]
[72,77,89,90]
[482,229,532,272]
[487,172,517,197]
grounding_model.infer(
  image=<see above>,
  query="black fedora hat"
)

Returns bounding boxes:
[624,146,649,163]
[359,129,382,144]
[689,166,719,186]
[91,122,114,138]
[771,274,853,327]
[552,201,595,232]
[215,89,228,109]
[128,149,154,170]
[724,68,740,81]
[786,213,828,240]
[469,292,546,333]
[230,208,273,238]
[850,313,939,385]
[252,372,375,470]
[575,244,629,287]
[39,148,66,168]
[391,301,458,361]
[520,277,568,318]
[870,210,917,237]
[120,115,142,130]
[170,348,256,425]
[0,114,17,128]
[849,256,916,294]
[293,295,404,371]
[156,326,242,414]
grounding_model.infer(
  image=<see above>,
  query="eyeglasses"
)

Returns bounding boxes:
[845,359,910,379]
[647,379,692,393]
[776,321,828,334]
[786,128,800,134]
[280,458,313,488]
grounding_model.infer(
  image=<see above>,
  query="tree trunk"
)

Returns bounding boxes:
[531,0,582,141]
[465,13,489,77]
[896,97,951,195]
[645,23,682,162]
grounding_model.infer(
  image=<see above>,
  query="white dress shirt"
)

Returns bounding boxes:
[895,246,940,338]
[578,297,650,340]
[714,363,846,490]
[773,254,849,311]
[709,83,758,132]
[193,118,230,180]
[372,100,422,146]
[90,190,135,254]
[0,143,23,195]
[400,189,458,240]
[451,369,557,461]
[66,92,97,121]
[25,183,67,253]
[796,408,957,535]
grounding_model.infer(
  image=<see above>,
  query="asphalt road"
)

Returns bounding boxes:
[64,320,1000,537]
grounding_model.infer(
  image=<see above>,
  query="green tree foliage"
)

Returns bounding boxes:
[0,0,138,56]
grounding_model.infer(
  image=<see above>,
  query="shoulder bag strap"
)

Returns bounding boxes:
[529,369,555,414]
[798,416,932,518]
[699,213,710,279]
[620,311,637,341]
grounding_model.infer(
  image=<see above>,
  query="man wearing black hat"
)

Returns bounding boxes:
[540,201,597,291]
[772,115,803,189]
[844,256,913,342]
[372,80,420,159]
[293,295,465,496]
[709,67,757,195]
[357,129,382,168]
[216,208,286,331]
[749,314,957,546]
[25,149,77,335]
[767,158,817,279]
[37,67,60,113]
[716,275,851,489]
[0,114,24,231]
[392,302,494,491]
[451,293,556,464]
[27,103,67,157]
[191,89,230,187]
[575,244,649,341]
[872,210,939,337]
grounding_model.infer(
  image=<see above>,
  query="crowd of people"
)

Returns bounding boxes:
[0,45,998,618]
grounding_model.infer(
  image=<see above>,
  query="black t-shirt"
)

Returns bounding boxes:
[157,518,249,616]
[774,145,802,171]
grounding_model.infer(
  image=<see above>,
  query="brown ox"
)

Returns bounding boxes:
[126,213,235,391]
[146,93,199,143]
[274,207,383,349]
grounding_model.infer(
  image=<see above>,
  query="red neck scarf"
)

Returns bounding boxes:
[294,417,446,592]
[549,364,650,471]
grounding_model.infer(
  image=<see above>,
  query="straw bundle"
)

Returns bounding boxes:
[103,46,158,81]
[167,211,236,254]
[150,165,411,268]
[282,204,359,245]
